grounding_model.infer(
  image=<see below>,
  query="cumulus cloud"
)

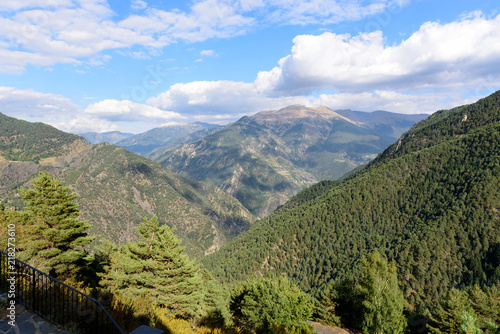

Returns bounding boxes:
[0,86,79,118]
[85,99,185,122]
[147,80,311,117]
[145,80,481,118]
[0,86,120,133]
[0,0,406,73]
[311,90,481,115]
[255,12,500,95]
[48,116,120,134]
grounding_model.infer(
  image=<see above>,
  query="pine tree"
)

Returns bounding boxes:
[101,216,202,318]
[460,312,484,334]
[358,250,407,334]
[18,172,94,278]
[427,288,473,334]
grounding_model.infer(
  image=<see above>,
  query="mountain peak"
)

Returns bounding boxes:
[252,105,358,125]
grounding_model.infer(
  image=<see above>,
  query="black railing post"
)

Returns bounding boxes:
[32,267,36,310]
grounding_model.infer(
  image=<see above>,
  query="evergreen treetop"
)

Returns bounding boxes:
[18,172,94,278]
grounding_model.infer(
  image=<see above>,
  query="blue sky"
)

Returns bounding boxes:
[0,0,499,133]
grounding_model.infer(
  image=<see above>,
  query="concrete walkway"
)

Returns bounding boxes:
[0,292,69,334]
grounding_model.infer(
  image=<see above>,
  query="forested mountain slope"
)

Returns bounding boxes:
[157,105,425,217]
[203,91,500,307]
[0,113,256,257]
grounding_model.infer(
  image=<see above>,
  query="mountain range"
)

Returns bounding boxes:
[202,91,500,308]
[0,105,425,255]
[0,113,255,258]
[155,105,426,216]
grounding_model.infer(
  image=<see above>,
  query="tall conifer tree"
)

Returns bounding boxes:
[102,216,202,318]
[19,172,94,278]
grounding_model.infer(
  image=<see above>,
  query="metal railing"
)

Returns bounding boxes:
[0,249,125,334]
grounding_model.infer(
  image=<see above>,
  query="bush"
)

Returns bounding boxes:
[230,275,313,334]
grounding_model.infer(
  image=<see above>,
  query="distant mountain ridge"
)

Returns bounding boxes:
[156,105,426,216]
[0,113,255,257]
[79,131,134,144]
[115,123,219,155]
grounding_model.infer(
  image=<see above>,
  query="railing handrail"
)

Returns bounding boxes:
[0,249,125,334]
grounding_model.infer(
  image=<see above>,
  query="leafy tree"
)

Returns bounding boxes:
[357,250,407,334]
[18,172,94,279]
[101,216,202,318]
[230,274,313,333]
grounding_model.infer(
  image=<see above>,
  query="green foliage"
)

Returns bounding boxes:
[313,251,407,333]
[17,172,94,279]
[460,312,484,334]
[0,204,28,251]
[101,216,203,318]
[428,285,500,334]
[230,275,313,333]
[427,288,473,334]
[312,281,343,327]
[198,269,233,328]
[357,250,407,334]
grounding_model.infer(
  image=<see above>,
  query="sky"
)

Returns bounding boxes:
[0,0,499,134]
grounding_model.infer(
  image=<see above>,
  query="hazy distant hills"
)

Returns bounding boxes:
[203,92,500,307]
[0,113,255,258]
[79,131,134,144]
[156,105,426,217]
[114,122,220,156]
[145,125,225,161]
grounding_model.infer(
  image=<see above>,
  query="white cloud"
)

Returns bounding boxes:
[147,80,325,120]
[0,86,79,118]
[200,49,215,56]
[85,99,185,122]
[131,0,147,11]
[0,0,407,73]
[311,90,480,115]
[255,12,500,95]
[262,0,403,25]
[145,80,480,119]
[0,86,119,133]
[48,116,120,133]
